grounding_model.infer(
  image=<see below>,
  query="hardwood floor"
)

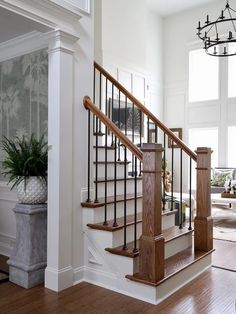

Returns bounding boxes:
[0,267,235,313]
[213,239,236,272]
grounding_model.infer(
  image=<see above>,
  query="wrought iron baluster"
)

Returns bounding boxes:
[171,139,174,211]
[93,66,96,133]
[180,149,183,229]
[104,78,108,225]
[118,90,121,161]
[155,124,158,143]
[189,157,192,231]
[147,117,150,143]
[111,84,114,146]
[87,109,91,203]
[113,136,118,227]
[99,72,102,133]
[94,115,99,203]
[123,146,127,250]
[132,103,134,176]
[133,156,138,253]
[139,110,142,176]
[162,133,166,211]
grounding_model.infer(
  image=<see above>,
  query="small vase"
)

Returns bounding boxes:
[17,177,47,204]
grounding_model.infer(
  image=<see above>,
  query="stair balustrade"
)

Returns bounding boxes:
[82,61,213,285]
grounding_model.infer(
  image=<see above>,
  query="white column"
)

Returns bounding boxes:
[44,30,79,291]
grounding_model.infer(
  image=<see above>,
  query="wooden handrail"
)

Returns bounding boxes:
[94,61,197,162]
[84,96,143,161]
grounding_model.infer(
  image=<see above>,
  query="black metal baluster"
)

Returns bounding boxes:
[113,136,118,227]
[94,115,99,203]
[111,84,114,146]
[132,103,134,176]
[189,157,192,230]
[133,156,138,253]
[99,72,102,133]
[155,124,158,143]
[162,133,166,211]
[87,109,91,203]
[171,140,174,211]
[179,149,183,229]
[93,65,96,134]
[139,110,142,176]
[147,117,150,143]
[123,146,127,250]
[118,91,121,161]
[104,78,108,225]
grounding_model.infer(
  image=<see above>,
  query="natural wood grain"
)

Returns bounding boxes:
[195,147,213,252]
[212,239,236,272]
[139,144,165,283]
[81,193,143,208]
[126,248,214,287]
[105,226,193,258]
[94,61,197,161]
[0,254,235,313]
[84,96,143,160]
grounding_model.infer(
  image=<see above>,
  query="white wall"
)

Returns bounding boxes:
[95,0,164,119]
[163,0,235,173]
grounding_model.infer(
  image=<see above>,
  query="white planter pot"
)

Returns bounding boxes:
[17,177,47,204]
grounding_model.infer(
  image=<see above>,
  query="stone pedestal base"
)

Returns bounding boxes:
[7,204,47,289]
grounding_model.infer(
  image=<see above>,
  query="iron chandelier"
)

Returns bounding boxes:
[197,0,236,57]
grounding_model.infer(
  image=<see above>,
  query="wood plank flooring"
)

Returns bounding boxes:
[212,239,236,272]
[0,266,235,313]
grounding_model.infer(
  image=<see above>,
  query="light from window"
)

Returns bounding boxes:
[228,126,236,167]
[228,44,236,98]
[189,127,218,167]
[189,49,219,102]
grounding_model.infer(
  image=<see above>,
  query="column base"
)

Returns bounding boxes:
[139,234,165,283]
[194,216,213,251]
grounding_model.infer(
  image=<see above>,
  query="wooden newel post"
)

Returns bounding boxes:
[194,147,213,252]
[139,143,164,283]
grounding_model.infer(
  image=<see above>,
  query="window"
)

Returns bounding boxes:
[189,49,219,102]
[228,44,236,98]
[189,127,218,167]
[228,126,236,167]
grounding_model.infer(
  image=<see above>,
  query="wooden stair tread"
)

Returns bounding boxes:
[87,212,142,231]
[126,248,214,287]
[93,161,131,165]
[105,226,193,258]
[81,193,143,208]
[94,176,142,183]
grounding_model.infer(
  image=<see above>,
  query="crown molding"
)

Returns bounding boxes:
[0,0,82,34]
[51,0,90,15]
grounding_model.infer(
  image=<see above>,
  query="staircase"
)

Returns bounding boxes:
[81,62,214,305]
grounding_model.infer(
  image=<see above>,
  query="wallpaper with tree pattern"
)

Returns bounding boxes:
[0,49,48,180]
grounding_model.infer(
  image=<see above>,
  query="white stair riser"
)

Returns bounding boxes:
[165,233,193,259]
[95,148,117,162]
[95,164,129,178]
[96,180,142,198]
[83,199,142,225]
[162,214,175,230]
[86,223,142,248]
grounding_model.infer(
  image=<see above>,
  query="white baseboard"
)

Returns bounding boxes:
[45,265,74,292]
[0,233,15,257]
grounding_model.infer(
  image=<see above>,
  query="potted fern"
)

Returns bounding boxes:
[2,134,48,204]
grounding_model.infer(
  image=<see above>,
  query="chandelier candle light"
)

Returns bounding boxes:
[197,0,236,56]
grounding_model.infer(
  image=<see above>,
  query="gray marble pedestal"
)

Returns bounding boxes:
[7,203,47,288]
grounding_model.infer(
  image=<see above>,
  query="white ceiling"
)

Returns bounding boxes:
[0,7,51,44]
[147,0,218,16]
